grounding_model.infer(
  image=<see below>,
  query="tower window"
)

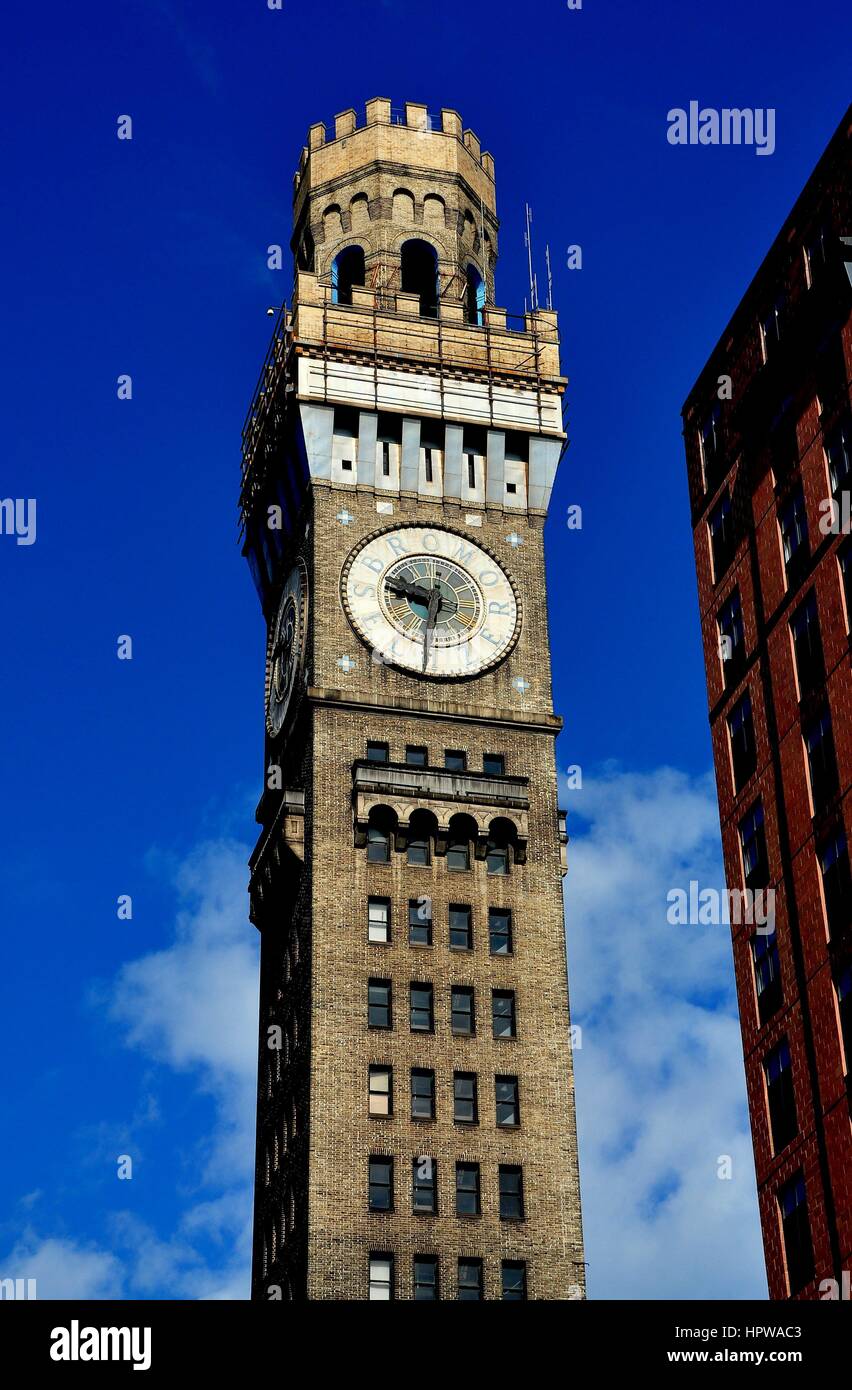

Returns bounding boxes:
[778,1173,814,1294]
[486,837,510,876]
[465,263,485,325]
[779,484,809,580]
[368,1156,394,1212]
[708,489,734,581]
[451,986,475,1036]
[727,691,757,791]
[369,1254,394,1300]
[455,1162,481,1217]
[499,1165,525,1221]
[411,1067,435,1121]
[764,1038,797,1153]
[819,827,851,938]
[412,1156,437,1213]
[445,749,466,771]
[489,908,513,955]
[495,1074,520,1127]
[449,904,472,951]
[501,1261,527,1301]
[699,403,723,485]
[410,983,434,1033]
[457,1258,483,1300]
[368,1065,392,1117]
[382,441,391,477]
[413,1257,439,1301]
[409,897,433,946]
[366,741,389,763]
[406,744,428,766]
[368,897,391,944]
[483,753,505,776]
[368,979,392,1030]
[466,454,477,490]
[424,448,434,483]
[752,930,782,1025]
[492,989,517,1039]
[400,239,439,317]
[367,822,391,864]
[453,1071,478,1125]
[739,802,769,890]
[331,244,366,306]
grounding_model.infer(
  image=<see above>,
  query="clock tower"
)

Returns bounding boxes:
[242,98,585,1301]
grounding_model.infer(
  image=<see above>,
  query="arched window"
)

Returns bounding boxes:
[461,209,477,246]
[486,818,516,875]
[400,239,439,318]
[296,228,315,271]
[367,806,395,863]
[350,193,370,230]
[423,194,445,227]
[392,188,415,223]
[447,813,477,871]
[407,810,436,866]
[331,245,365,305]
[322,204,343,242]
[465,264,485,325]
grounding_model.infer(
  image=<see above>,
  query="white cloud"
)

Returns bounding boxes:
[0,1235,124,1299]
[564,764,767,1298]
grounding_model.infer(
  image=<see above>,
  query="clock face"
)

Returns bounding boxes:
[266,560,308,737]
[341,525,520,678]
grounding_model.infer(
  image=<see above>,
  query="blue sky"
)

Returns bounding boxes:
[1,0,849,1298]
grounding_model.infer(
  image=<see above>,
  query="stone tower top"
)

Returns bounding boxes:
[290,98,498,313]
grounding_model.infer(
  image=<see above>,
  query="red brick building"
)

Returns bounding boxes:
[683,106,852,1300]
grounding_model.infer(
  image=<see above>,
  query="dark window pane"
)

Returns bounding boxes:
[410,984,434,1032]
[367,826,390,863]
[483,753,505,776]
[489,908,513,955]
[451,987,475,1036]
[778,1173,814,1294]
[406,745,428,767]
[837,966,852,1074]
[449,904,472,950]
[728,692,757,790]
[412,1157,437,1213]
[409,897,432,946]
[499,1165,524,1220]
[825,415,852,497]
[368,1157,393,1211]
[445,750,467,772]
[740,802,769,890]
[366,741,389,763]
[486,841,509,875]
[492,990,516,1038]
[752,931,782,1025]
[779,485,809,580]
[411,1068,435,1120]
[453,1072,478,1125]
[413,1257,438,1301]
[819,828,851,937]
[765,1039,797,1153]
[457,1258,483,1300]
[806,709,839,814]
[790,592,824,695]
[501,1260,527,1301]
[368,979,392,1029]
[718,589,746,686]
[708,491,734,580]
[408,837,430,866]
[455,1163,480,1217]
[496,1075,520,1126]
[447,839,470,871]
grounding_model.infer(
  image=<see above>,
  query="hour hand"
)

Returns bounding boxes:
[386,577,431,604]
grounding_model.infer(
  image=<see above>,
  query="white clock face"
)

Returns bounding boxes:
[266,560,308,737]
[341,525,520,677]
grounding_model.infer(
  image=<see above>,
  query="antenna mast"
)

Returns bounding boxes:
[524,203,538,312]
[545,244,553,310]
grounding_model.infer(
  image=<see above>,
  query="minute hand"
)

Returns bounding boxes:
[422,586,442,672]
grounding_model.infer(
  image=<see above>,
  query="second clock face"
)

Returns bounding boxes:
[342,525,520,678]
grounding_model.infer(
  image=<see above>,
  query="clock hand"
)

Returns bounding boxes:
[386,577,431,605]
[422,584,441,672]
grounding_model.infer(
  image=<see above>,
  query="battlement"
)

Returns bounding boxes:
[293,98,495,204]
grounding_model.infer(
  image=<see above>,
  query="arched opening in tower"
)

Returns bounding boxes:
[400,239,439,318]
[465,264,485,325]
[331,245,366,306]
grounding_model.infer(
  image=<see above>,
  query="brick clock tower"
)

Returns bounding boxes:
[240,98,585,1301]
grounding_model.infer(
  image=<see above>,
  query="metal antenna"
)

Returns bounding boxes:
[545,244,553,310]
[524,203,538,312]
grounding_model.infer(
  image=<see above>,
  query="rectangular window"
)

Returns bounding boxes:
[778,1173,814,1294]
[752,931,782,1026]
[369,1253,393,1300]
[765,1038,797,1154]
[406,744,428,766]
[444,749,467,772]
[424,447,434,484]
[837,965,852,1074]
[779,485,809,580]
[366,740,390,764]
[367,821,391,863]
[446,832,470,871]
[761,294,785,360]
[413,1256,438,1301]
[410,983,434,1033]
[457,1258,483,1300]
[409,897,432,946]
[496,1074,520,1127]
[368,979,392,1030]
[839,537,852,628]
[806,708,839,814]
[381,441,391,477]
[368,1065,392,1117]
[819,827,851,938]
[449,904,472,950]
[717,588,745,686]
[825,415,852,497]
[451,986,475,1036]
[483,753,505,776]
[466,454,477,490]
[499,1165,524,1221]
[492,989,517,1039]
[728,691,757,791]
[368,897,391,944]
[489,908,513,956]
[407,828,430,866]
[790,591,824,696]
[453,1072,478,1125]
[412,1157,437,1214]
[699,404,722,484]
[501,1260,527,1300]
[805,226,829,287]
[740,802,769,890]
[411,1068,435,1121]
[708,490,734,581]
[368,1156,393,1212]
[455,1162,481,1217]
